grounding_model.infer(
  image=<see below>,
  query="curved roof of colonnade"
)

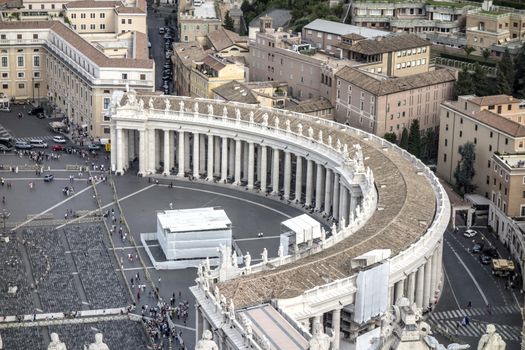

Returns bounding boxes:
[117,93,438,308]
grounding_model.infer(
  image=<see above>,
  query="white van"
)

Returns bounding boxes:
[30,139,48,148]
[193,0,202,6]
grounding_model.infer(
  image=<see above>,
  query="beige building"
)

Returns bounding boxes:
[204,27,248,59]
[172,41,206,97]
[437,95,525,203]
[65,0,146,35]
[177,0,221,43]
[190,54,245,98]
[212,80,289,108]
[335,67,455,137]
[0,20,154,138]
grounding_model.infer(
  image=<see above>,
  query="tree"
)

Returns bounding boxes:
[453,142,476,194]
[497,48,514,95]
[399,127,409,150]
[223,11,235,31]
[513,43,525,97]
[421,128,438,162]
[463,46,476,58]
[384,132,397,144]
[482,48,491,61]
[497,68,513,95]
[454,67,475,98]
[407,119,421,158]
[473,63,490,97]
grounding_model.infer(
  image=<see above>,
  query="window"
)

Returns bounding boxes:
[122,73,128,80]
[17,56,24,67]
[0,35,5,40]
[459,130,462,137]
[28,4,32,8]
[18,83,24,89]
[33,34,38,39]
[100,24,106,30]
[1,84,6,89]
[17,34,22,40]
[128,19,132,24]
[81,13,86,18]
[121,19,125,24]
[1,57,7,68]
[103,97,110,110]
[100,13,105,18]
[489,145,492,151]
[475,125,478,131]
[103,127,110,134]
[490,131,493,138]
[508,104,512,111]
[33,71,40,78]
[140,74,146,80]
[488,160,491,168]
[71,13,76,18]
[445,139,448,146]
[17,72,24,78]
[81,24,86,30]
[505,138,508,145]
[521,206,525,217]
[33,56,40,67]
[443,153,447,162]
[51,4,55,9]
[523,176,525,184]
[1,73,7,78]
[90,24,96,30]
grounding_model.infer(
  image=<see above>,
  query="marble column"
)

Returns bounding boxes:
[234,139,242,185]
[247,142,255,190]
[116,128,124,174]
[305,159,313,206]
[407,271,416,304]
[340,186,349,225]
[127,130,134,169]
[332,173,340,220]
[349,192,358,221]
[110,126,117,172]
[294,155,303,202]
[155,129,161,170]
[163,130,170,175]
[221,137,228,182]
[214,136,221,177]
[260,145,267,192]
[315,163,324,211]
[193,132,200,178]
[243,142,249,181]
[394,279,405,303]
[207,134,214,181]
[184,132,190,171]
[147,128,156,174]
[415,265,425,308]
[332,309,341,350]
[423,260,432,308]
[228,139,235,177]
[199,134,206,174]
[272,148,280,195]
[257,145,262,181]
[169,130,175,171]
[324,169,332,216]
[430,251,439,303]
[177,131,185,177]
[138,129,146,176]
[283,151,291,199]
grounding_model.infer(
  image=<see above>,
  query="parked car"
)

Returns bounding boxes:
[463,229,477,238]
[29,139,48,148]
[159,27,165,34]
[471,243,482,254]
[482,247,499,258]
[28,106,44,115]
[87,143,101,151]
[0,144,12,152]
[52,144,65,151]
[15,141,32,149]
[43,174,54,182]
[163,62,172,69]
[52,135,66,143]
[480,255,492,265]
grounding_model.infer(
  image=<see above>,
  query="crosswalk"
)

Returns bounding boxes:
[14,135,55,142]
[427,304,522,342]
[0,124,11,138]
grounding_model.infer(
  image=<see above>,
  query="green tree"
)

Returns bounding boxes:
[399,127,409,150]
[463,46,476,58]
[514,43,525,97]
[223,11,235,31]
[453,142,476,194]
[473,63,490,96]
[421,128,437,162]
[407,119,421,158]
[384,132,397,144]
[482,48,491,61]
[497,48,514,95]
[497,68,513,95]
[454,67,475,97]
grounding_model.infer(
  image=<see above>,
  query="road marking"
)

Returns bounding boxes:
[234,235,280,242]
[443,265,462,312]
[11,182,98,231]
[2,177,86,181]
[446,240,489,304]
[110,245,159,250]
[119,266,155,271]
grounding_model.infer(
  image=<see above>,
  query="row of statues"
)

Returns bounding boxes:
[48,333,109,350]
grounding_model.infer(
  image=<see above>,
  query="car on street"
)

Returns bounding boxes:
[482,247,499,258]
[162,74,172,81]
[29,139,48,148]
[36,113,46,119]
[480,255,492,265]
[15,141,32,149]
[43,174,54,182]
[52,135,66,143]
[163,62,171,69]
[87,143,101,151]
[164,33,173,40]
[471,243,482,254]
[0,144,12,152]
[464,229,477,238]
[52,144,65,151]
[28,106,44,115]
[159,27,165,34]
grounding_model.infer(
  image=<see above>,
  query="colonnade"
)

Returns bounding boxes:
[112,128,363,224]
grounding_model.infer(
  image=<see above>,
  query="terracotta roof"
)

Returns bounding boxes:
[174,42,206,67]
[206,28,247,52]
[286,97,333,114]
[348,33,430,55]
[336,67,456,96]
[201,54,227,71]
[133,31,149,60]
[444,102,525,137]
[0,21,153,69]
[342,33,366,41]
[115,5,145,13]
[468,94,518,106]
[65,0,121,9]
[212,80,258,104]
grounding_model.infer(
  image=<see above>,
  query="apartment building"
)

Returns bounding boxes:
[437,95,525,202]
[466,2,525,55]
[334,66,455,137]
[0,21,154,138]
[64,0,146,35]
[172,41,206,96]
[178,0,221,43]
[212,80,289,108]
[190,54,245,98]
[301,19,388,56]
[350,0,475,34]
[205,27,248,59]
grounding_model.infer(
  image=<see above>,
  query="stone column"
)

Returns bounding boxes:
[228,139,235,177]
[260,145,267,192]
[324,169,332,216]
[138,129,146,176]
[177,131,185,177]
[305,159,313,206]
[423,259,432,308]
[243,142,249,181]
[332,173,340,220]
[214,136,221,177]
[184,132,190,171]
[169,131,175,171]
[315,163,324,211]
[394,279,405,303]
[415,265,425,308]
[271,148,280,195]
[257,146,262,181]
[283,151,291,199]
[147,128,156,174]
[199,134,206,174]
[163,130,170,175]
[193,132,200,178]
[407,271,416,304]
[247,142,255,190]
[430,251,438,303]
[155,129,161,170]
[340,186,349,225]
[295,155,303,202]
[110,126,117,172]
[116,128,124,174]
[234,139,242,185]
[221,137,228,182]
[349,192,358,221]
[332,309,341,350]
[207,134,214,181]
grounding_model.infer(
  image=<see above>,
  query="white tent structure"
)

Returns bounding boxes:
[280,214,321,255]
